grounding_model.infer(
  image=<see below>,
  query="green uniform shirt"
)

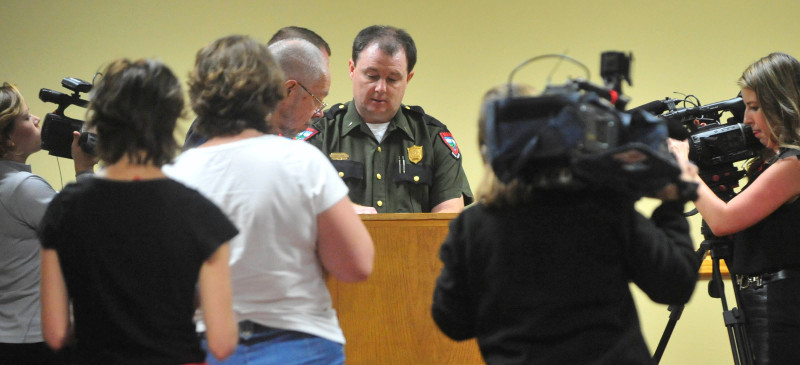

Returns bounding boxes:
[302,100,473,213]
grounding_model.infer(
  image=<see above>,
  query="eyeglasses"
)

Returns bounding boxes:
[297,82,328,114]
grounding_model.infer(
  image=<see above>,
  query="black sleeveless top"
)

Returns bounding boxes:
[732,148,800,274]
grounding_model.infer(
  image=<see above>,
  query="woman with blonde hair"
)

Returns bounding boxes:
[673,51,800,364]
[0,82,94,364]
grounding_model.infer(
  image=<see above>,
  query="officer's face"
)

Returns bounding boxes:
[349,43,414,124]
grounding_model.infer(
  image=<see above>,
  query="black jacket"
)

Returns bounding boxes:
[432,191,697,364]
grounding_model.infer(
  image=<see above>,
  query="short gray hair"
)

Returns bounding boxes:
[268,39,328,85]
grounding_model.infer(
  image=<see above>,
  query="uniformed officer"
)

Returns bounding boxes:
[299,25,472,213]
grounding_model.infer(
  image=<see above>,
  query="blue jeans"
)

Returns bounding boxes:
[203,323,344,365]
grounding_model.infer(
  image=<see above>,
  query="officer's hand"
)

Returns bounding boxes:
[351,203,378,214]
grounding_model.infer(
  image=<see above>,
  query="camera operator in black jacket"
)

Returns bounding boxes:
[432,83,699,365]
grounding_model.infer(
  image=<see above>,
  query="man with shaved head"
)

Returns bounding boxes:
[268,39,330,137]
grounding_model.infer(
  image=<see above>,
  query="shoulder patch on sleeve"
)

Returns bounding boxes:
[439,132,461,159]
[323,103,347,120]
[294,127,320,141]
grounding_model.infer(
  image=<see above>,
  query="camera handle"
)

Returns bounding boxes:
[78,132,97,156]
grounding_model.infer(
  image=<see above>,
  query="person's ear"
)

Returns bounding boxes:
[285,80,299,95]
[407,70,415,83]
[349,59,356,80]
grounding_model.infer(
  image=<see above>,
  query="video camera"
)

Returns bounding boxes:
[484,52,686,198]
[39,77,97,158]
[632,95,762,195]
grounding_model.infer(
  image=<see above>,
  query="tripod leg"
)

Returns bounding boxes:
[652,305,684,363]
[728,270,754,364]
[712,253,753,365]
[652,242,709,363]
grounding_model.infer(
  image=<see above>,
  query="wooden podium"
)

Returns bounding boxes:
[325,213,722,364]
[326,213,483,365]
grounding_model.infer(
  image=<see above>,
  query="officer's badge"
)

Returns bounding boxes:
[294,127,319,141]
[330,152,350,160]
[439,132,461,159]
[407,145,423,164]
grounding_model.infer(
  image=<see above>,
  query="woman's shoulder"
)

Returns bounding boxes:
[779,147,800,159]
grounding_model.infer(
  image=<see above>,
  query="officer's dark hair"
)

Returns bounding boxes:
[188,35,285,138]
[86,58,183,167]
[268,26,331,56]
[352,25,416,73]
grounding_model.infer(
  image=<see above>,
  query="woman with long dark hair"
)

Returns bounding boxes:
[673,52,800,365]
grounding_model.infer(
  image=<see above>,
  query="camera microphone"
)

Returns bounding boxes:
[629,99,689,140]
[38,88,89,108]
[660,97,743,122]
[629,98,679,115]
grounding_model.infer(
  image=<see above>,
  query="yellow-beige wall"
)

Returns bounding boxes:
[4,1,799,363]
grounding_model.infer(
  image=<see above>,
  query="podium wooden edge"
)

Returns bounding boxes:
[358,212,459,221]
[358,213,725,280]
[358,213,726,280]
[699,256,729,279]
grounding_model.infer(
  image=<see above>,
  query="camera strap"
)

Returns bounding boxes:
[778,147,800,160]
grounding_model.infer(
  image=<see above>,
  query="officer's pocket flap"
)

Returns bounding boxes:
[393,163,432,186]
[330,160,365,180]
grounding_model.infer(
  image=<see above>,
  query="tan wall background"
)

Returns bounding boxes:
[4,0,799,363]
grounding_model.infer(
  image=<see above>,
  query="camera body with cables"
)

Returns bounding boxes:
[39,77,97,159]
[484,52,683,197]
[637,95,763,194]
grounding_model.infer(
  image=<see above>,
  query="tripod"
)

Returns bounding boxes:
[652,228,753,365]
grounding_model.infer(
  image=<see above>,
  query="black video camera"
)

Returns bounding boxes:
[636,95,762,194]
[484,52,682,197]
[39,77,97,159]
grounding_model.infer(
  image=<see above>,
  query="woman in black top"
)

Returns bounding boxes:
[673,52,800,365]
[39,59,239,364]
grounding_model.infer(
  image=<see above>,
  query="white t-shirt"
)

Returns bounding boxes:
[366,121,390,142]
[164,135,349,344]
